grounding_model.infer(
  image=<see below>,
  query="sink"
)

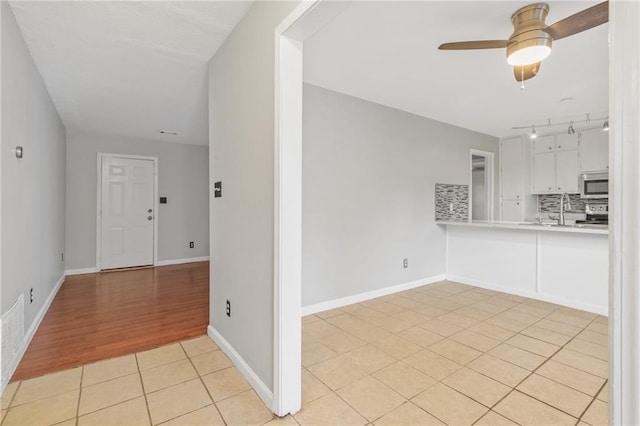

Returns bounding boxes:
[571,224,608,229]
[519,222,607,230]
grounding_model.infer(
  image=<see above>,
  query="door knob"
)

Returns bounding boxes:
[148,209,153,213]
[148,216,153,221]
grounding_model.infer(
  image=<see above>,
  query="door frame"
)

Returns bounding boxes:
[95,153,159,271]
[273,0,350,415]
[469,149,495,222]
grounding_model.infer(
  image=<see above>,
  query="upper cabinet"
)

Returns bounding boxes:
[580,128,609,172]
[532,134,580,194]
[530,128,609,194]
[555,133,580,152]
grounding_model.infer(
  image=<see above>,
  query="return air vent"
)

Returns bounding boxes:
[1,295,25,384]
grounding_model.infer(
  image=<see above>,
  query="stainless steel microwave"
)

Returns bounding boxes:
[579,172,609,199]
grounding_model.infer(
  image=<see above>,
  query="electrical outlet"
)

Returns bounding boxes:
[403,258,409,269]
[30,288,34,304]
[226,300,231,317]
[189,241,194,248]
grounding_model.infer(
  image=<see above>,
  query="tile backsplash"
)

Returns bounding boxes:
[435,183,469,222]
[538,194,608,213]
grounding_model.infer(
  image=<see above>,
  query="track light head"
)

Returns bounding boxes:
[568,121,575,135]
[530,126,537,139]
[603,117,609,132]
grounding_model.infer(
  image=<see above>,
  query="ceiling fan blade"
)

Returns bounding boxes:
[514,62,542,82]
[546,1,608,41]
[438,40,508,50]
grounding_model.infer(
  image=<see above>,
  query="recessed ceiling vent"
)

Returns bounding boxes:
[159,130,178,136]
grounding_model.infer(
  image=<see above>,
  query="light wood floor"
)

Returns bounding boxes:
[11,261,209,382]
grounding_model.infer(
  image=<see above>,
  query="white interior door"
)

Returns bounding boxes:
[100,156,155,269]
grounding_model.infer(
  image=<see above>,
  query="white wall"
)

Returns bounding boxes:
[1,0,66,378]
[208,1,299,395]
[302,84,499,307]
[65,131,209,271]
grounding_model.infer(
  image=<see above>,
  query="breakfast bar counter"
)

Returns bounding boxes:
[438,221,609,315]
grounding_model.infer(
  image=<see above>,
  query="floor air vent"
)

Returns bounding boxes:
[1,294,25,384]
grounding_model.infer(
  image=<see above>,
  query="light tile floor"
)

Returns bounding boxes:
[1,281,609,425]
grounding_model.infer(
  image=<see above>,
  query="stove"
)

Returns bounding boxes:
[576,204,609,225]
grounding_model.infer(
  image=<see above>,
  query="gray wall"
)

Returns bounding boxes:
[1,2,66,328]
[302,84,499,307]
[65,131,209,270]
[208,1,299,393]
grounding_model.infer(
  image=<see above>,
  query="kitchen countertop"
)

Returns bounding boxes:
[437,220,609,235]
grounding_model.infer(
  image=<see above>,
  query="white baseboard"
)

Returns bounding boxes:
[207,325,274,410]
[155,256,210,266]
[1,273,65,393]
[65,257,210,275]
[446,274,608,316]
[301,274,447,316]
[65,267,99,276]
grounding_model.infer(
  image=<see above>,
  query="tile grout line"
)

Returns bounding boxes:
[180,342,230,426]
[1,380,22,426]
[4,380,22,413]
[134,352,154,426]
[481,312,606,424]
[74,366,84,426]
[577,379,608,424]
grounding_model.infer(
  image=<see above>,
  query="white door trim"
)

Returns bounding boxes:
[96,153,159,271]
[273,3,310,417]
[273,0,352,416]
[469,149,495,222]
[609,2,640,424]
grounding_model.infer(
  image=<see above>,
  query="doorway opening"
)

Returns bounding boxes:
[469,149,494,221]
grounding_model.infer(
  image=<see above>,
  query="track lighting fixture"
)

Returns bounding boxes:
[513,113,609,135]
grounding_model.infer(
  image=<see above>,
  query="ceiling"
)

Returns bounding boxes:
[304,1,609,138]
[9,1,253,146]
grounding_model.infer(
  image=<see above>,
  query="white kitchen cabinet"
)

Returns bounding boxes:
[499,136,536,221]
[533,135,555,153]
[580,128,609,172]
[531,134,580,194]
[533,151,556,193]
[555,133,579,151]
[500,138,523,199]
[501,199,523,222]
[555,149,580,192]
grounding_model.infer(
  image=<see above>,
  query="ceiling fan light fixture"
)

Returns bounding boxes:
[507,32,553,66]
[507,44,551,65]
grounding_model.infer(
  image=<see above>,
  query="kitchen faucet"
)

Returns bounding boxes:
[558,193,572,225]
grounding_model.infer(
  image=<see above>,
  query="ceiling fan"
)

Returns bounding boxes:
[438,1,608,82]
